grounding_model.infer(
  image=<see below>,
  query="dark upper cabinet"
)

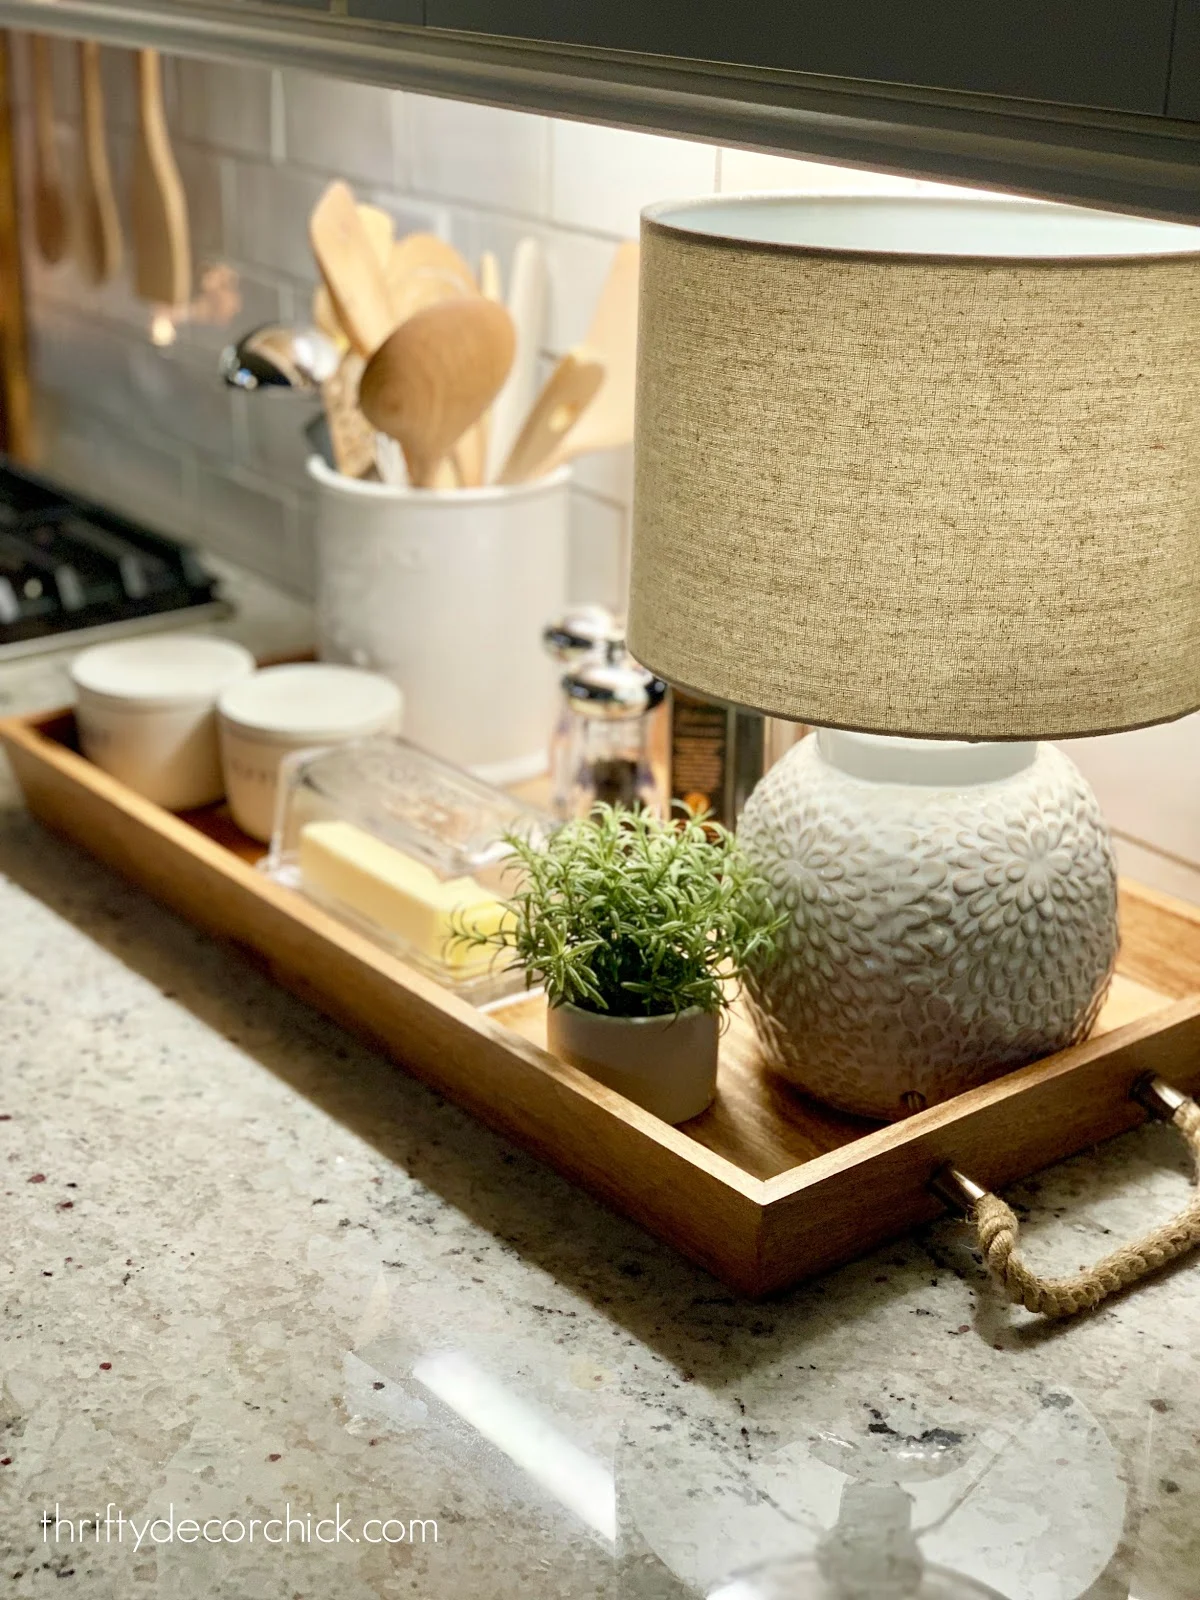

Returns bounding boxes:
[425,1,1175,115]
[1169,0,1200,119]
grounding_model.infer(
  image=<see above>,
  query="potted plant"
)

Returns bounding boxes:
[458,804,784,1124]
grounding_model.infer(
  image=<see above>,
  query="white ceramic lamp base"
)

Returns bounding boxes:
[737,731,1119,1121]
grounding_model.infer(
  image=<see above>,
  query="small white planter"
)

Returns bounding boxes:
[546,1002,718,1125]
[308,458,568,785]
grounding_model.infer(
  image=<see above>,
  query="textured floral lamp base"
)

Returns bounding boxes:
[737,731,1119,1121]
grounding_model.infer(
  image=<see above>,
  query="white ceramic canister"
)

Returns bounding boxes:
[307,458,569,785]
[217,662,403,843]
[71,634,256,810]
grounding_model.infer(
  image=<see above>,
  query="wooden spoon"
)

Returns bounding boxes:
[132,48,191,305]
[540,240,639,472]
[309,182,394,357]
[30,36,67,264]
[359,297,515,489]
[496,349,605,486]
[76,40,123,284]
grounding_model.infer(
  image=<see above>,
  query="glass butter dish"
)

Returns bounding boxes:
[264,737,554,1004]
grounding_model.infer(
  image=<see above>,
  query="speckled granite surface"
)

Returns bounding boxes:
[1,564,1198,1598]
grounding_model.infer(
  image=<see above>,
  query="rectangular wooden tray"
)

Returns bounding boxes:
[6,704,1200,1295]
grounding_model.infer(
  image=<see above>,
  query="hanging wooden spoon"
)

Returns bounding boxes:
[496,349,606,486]
[358,297,515,489]
[76,40,123,284]
[30,36,67,264]
[309,181,394,358]
[132,48,191,305]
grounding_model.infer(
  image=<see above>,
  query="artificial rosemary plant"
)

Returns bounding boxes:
[459,803,785,1019]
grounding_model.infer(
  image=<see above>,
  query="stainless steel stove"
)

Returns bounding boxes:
[0,459,228,659]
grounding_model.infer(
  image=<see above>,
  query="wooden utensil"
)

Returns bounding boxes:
[496,349,605,486]
[479,250,502,304]
[30,36,67,264]
[485,237,547,483]
[452,247,504,487]
[75,40,123,284]
[132,48,191,305]
[384,231,476,302]
[540,240,639,473]
[358,297,515,489]
[321,351,376,479]
[309,182,394,358]
[312,201,390,352]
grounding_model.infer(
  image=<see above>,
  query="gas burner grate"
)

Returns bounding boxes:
[0,460,228,657]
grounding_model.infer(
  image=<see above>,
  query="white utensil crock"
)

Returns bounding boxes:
[308,458,569,785]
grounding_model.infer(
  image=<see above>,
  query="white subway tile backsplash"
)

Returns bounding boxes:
[718,147,925,195]
[1064,716,1200,874]
[550,120,717,237]
[567,489,628,613]
[196,463,302,589]
[538,227,622,354]
[178,60,276,158]
[282,70,398,187]
[173,141,229,260]
[90,422,194,539]
[239,389,320,484]
[567,444,634,512]
[407,96,549,218]
[126,340,240,460]
[227,159,330,280]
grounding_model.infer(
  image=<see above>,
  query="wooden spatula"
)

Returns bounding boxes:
[30,36,67,264]
[132,48,191,305]
[496,349,606,486]
[358,297,515,489]
[540,240,639,473]
[312,201,391,352]
[309,182,394,358]
[76,40,123,285]
[384,232,476,303]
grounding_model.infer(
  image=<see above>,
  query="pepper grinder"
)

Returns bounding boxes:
[542,605,618,816]
[562,639,667,818]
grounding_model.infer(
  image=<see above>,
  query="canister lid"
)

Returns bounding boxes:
[70,634,256,710]
[217,663,402,744]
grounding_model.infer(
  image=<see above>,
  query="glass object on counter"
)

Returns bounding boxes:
[265,736,555,1004]
[542,604,619,816]
[561,640,667,819]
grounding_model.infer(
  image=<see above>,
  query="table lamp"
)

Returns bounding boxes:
[628,195,1200,1121]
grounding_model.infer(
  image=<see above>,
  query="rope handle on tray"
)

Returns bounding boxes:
[933,1077,1200,1318]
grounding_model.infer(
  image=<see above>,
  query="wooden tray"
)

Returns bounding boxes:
[6,704,1200,1295]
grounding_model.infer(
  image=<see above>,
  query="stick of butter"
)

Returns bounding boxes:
[299,819,507,971]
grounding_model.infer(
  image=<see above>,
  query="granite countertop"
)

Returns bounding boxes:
[2,560,1199,1599]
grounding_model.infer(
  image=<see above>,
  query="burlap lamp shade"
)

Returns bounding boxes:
[627,196,1200,1120]
[628,196,1200,741]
